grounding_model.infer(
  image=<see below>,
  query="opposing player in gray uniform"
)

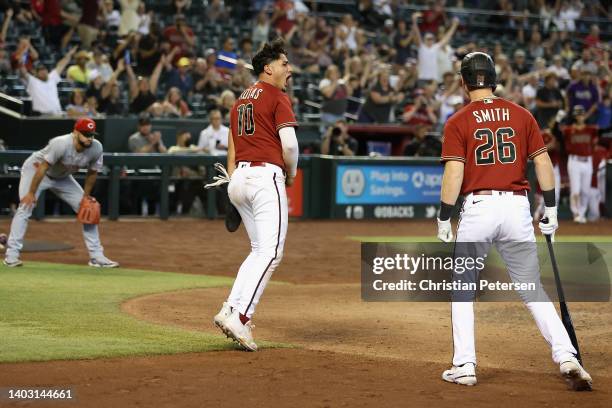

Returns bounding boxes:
[4,118,119,268]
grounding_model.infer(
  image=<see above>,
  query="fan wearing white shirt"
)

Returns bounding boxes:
[198,109,229,155]
[19,46,77,116]
[412,12,459,82]
[547,55,570,82]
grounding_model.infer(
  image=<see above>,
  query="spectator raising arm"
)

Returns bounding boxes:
[320,80,337,99]
[55,46,78,76]
[126,60,138,101]
[162,46,180,72]
[1,8,13,44]
[112,32,139,62]
[149,54,165,95]
[437,17,460,48]
[101,59,125,100]
[411,12,422,46]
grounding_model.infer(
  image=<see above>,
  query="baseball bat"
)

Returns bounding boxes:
[544,233,583,364]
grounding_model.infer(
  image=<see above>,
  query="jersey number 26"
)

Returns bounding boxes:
[474,127,516,165]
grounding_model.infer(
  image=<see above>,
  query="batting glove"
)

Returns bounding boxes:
[539,206,558,239]
[437,218,454,243]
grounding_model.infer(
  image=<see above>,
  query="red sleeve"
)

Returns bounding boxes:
[527,115,547,159]
[440,120,466,163]
[274,94,298,132]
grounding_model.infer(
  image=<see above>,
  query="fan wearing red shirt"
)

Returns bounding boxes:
[271,0,296,35]
[436,52,591,390]
[213,39,298,352]
[561,105,599,223]
[162,15,195,61]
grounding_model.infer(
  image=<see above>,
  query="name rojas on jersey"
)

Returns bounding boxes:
[472,108,510,123]
[239,87,264,100]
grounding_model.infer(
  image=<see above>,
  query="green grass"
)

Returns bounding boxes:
[0,263,285,363]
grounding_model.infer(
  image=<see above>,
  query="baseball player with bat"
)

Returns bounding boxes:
[212,39,298,351]
[437,52,592,390]
[3,118,118,268]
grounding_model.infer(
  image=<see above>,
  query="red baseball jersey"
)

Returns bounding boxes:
[231,81,298,170]
[441,97,546,195]
[541,129,559,166]
[561,125,598,157]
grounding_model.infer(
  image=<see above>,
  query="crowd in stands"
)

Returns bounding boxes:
[0,0,610,217]
[0,0,609,156]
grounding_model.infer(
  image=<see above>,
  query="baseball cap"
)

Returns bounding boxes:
[74,117,98,137]
[75,50,90,60]
[177,57,191,67]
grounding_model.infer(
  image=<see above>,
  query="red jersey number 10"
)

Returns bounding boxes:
[237,103,255,136]
[474,127,516,165]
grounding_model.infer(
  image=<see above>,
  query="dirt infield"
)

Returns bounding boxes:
[1,219,611,407]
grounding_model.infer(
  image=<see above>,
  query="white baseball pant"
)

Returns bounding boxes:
[452,191,577,366]
[567,155,592,219]
[226,162,288,319]
[5,164,106,262]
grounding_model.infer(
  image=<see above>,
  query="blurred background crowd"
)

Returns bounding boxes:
[0,1,610,216]
[0,1,609,150]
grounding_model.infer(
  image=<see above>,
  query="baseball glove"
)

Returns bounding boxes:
[204,163,242,232]
[77,196,101,225]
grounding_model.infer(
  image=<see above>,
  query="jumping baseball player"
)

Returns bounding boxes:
[437,52,592,390]
[213,39,299,351]
[3,118,119,268]
[561,105,598,223]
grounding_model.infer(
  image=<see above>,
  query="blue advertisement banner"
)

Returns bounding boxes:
[336,165,443,205]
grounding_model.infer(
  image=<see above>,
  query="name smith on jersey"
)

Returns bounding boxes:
[472,108,510,123]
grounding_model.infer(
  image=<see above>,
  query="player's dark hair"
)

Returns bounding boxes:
[252,39,287,76]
